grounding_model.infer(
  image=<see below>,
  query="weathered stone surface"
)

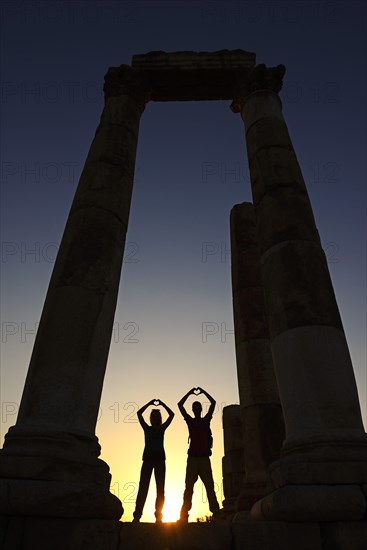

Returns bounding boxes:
[233,287,270,341]
[238,88,367,468]
[0,516,25,550]
[223,426,243,454]
[261,242,343,337]
[236,486,266,512]
[232,509,251,522]
[0,478,122,519]
[255,188,320,253]
[230,202,284,511]
[246,116,292,163]
[70,519,120,550]
[133,49,256,69]
[23,517,81,550]
[222,450,245,475]
[222,405,242,453]
[119,522,232,550]
[3,516,367,549]
[231,66,286,113]
[320,521,367,550]
[236,341,280,405]
[232,521,323,550]
[223,471,245,499]
[241,404,284,479]
[0,453,111,485]
[251,485,366,522]
[132,50,256,101]
[269,460,367,489]
[0,66,148,520]
[249,147,309,206]
[240,90,284,127]
[271,326,366,446]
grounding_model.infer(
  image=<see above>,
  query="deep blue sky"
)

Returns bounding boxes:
[1,0,366,520]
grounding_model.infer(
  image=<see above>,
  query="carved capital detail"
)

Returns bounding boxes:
[231,64,286,112]
[103,65,152,107]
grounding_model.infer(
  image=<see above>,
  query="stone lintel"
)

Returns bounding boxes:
[131,49,256,101]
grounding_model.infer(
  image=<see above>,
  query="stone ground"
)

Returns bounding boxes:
[1,516,366,550]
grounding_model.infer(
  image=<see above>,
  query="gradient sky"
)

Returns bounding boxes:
[1,0,366,522]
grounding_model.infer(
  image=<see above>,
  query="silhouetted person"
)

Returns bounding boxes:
[133,398,174,523]
[177,387,220,522]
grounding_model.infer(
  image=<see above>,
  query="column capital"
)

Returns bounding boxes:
[231,64,286,113]
[103,64,152,108]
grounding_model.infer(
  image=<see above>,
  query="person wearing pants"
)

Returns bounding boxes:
[178,387,220,522]
[133,398,174,523]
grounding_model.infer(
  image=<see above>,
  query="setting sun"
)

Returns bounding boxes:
[162,488,182,522]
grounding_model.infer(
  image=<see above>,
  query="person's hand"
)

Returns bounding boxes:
[192,387,201,395]
[190,387,197,395]
[149,398,160,406]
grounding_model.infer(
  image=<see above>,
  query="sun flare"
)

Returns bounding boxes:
[162,491,182,522]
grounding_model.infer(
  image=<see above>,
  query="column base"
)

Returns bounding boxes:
[235,482,268,511]
[0,478,122,519]
[268,459,367,490]
[250,484,366,522]
[267,432,367,490]
[0,426,123,519]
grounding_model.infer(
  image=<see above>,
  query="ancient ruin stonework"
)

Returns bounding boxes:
[1,49,366,549]
[229,203,284,513]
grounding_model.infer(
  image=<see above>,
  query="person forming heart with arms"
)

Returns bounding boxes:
[177,387,221,522]
[133,398,174,523]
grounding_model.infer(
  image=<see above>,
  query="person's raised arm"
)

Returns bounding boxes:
[177,388,196,418]
[137,399,155,428]
[158,400,175,429]
[197,387,216,418]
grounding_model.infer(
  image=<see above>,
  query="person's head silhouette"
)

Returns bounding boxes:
[192,401,202,418]
[150,409,162,427]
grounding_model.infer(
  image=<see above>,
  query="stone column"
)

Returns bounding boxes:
[231,64,367,521]
[230,202,284,512]
[0,65,151,519]
[221,405,245,519]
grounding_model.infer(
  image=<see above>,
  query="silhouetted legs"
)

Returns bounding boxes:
[180,456,220,520]
[154,460,165,521]
[133,459,166,521]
